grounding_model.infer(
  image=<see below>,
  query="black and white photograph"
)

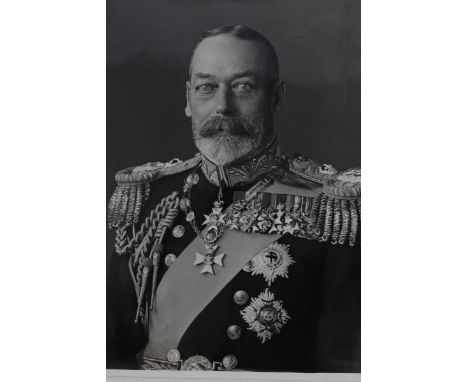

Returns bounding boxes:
[106,0,360,377]
[5,1,468,382]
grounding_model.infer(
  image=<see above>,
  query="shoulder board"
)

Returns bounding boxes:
[114,155,202,185]
[286,154,360,245]
[107,155,201,228]
[229,154,361,246]
[286,154,360,199]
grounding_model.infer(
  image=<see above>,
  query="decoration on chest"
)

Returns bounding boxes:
[201,201,227,241]
[181,170,230,276]
[241,288,290,343]
[193,244,226,275]
[226,191,360,246]
[246,242,294,286]
[181,169,275,276]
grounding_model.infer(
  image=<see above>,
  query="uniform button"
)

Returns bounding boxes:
[165,254,177,267]
[227,325,242,340]
[167,349,181,363]
[233,290,249,305]
[222,354,238,370]
[172,225,185,238]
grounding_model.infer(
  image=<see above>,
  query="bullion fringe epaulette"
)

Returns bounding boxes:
[307,191,360,246]
[226,155,361,246]
[288,155,360,245]
[288,154,360,245]
[107,155,202,229]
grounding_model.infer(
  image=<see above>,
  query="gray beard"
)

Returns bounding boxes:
[192,114,269,165]
[195,134,257,165]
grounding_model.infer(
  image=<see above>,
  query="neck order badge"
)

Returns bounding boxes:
[181,164,275,275]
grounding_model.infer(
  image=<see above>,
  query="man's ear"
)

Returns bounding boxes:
[185,81,192,117]
[271,80,285,114]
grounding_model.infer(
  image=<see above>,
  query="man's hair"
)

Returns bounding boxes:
[189,25,279,81]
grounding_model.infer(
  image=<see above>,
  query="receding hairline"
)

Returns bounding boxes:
[188,25,279,81]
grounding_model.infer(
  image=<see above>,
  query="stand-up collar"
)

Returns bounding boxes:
[200,137,283,188]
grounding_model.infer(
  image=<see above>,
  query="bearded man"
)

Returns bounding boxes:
[107,25,361,373]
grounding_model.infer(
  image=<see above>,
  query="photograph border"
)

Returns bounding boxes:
[107,370,361,382]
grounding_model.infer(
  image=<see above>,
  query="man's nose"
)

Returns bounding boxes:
[215,87,234,115]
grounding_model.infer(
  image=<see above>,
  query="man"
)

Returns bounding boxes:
[107,25,360,372]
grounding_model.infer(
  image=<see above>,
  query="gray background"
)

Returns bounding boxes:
[106,0,361,341]
[107,0,360,198]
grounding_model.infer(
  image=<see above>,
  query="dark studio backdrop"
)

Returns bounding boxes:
[106,0,360,274]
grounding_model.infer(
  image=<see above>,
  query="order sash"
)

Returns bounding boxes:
[143,228,282,359]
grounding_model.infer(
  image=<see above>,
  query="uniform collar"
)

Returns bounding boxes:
[199,137,283,188]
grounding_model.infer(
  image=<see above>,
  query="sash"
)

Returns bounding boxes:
[143,228,282,359]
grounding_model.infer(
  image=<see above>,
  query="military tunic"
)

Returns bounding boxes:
[107,148,360,372]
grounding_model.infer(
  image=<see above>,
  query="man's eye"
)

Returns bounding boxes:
[195,84,216,93]
[233,82,254,93]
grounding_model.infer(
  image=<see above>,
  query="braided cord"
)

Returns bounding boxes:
[115,226,130,256]
[115,191,179,256]
[321,197,335,241]
[314,194,329,238]
[338,199,350,245]
[309,192,322,229]
[331,199,342,245]
[349,199,359,247]
[130,191,180,324]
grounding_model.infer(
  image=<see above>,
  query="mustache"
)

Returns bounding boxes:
[195,115,263,139]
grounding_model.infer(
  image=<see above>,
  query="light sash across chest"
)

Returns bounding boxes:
[144,229,282,359]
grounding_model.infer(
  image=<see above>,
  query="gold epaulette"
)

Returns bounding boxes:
[286,154,361,245]
[107,155,202,228]
[286,154,361,197]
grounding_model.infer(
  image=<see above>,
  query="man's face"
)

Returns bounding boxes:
[186,35,282,165]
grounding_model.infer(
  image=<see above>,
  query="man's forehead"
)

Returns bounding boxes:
[190,35,273,80]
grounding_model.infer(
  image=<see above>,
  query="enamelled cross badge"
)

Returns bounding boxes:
[194,244,225,275]
[193,200,227,275]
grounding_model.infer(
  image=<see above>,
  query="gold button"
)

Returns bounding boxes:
[222,354,238,370]
[166,349,181,363]
[165,254,177,267]
[227,325,242,340]
[233,290,249,305]
[172,225,185,238]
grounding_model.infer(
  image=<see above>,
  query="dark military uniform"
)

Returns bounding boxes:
[107,141,360,372]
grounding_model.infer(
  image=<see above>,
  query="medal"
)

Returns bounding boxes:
[193,244,226,274]
[240,288,290,343]
[182,166,274,277]
[250,242,294,286]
